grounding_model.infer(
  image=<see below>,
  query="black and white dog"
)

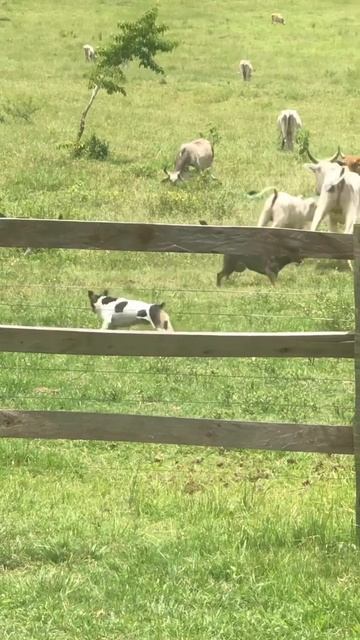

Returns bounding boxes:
[88,290,174,332]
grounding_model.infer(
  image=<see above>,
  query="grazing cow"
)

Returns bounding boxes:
[306,146,360,176]
[162,138,214,184]
[239,59,253,81]
[258,189,317,229]
[277,109,302,150]
[199,221,302,286]
[271,13,285,24]
[88,290,174,332]
[83,44,96,62]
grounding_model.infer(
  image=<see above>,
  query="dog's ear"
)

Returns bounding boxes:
[87,290,94,299]
[103,289,109,296]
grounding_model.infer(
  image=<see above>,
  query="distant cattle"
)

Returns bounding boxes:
[277,109,302,151]
[83,44,96,62]
[239,59,253,81]
[271,13,285,24]
[162,138,214,185]
[258,189,317,229]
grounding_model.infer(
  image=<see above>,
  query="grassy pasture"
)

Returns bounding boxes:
[0,0,360,637]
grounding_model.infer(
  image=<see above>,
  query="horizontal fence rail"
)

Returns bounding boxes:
[0,218,353,259]
[0,326,354,358]
[0,411,354,455]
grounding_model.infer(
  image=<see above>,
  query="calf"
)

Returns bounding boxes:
[271,13,285,24]
[199,221,302,286]
[258,189,317,229]
[162,138,214,185]
[239,59,253,81]
[216,253,302,287]
[88,290,174,331]
[277,109,302,150]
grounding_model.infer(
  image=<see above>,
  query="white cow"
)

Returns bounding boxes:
[310,164,360,235]
[162,138,214,184]
[83,44,96,62]
[239,59,253,81]
[277,109,302,150]
[258,189,317,229]
[272,13,286,24]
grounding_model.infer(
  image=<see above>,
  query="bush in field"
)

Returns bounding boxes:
[3,97,40,123]
[295,127,311,159]
[74,134,110,160]
[74,8,177,155]
[199,123,221,148]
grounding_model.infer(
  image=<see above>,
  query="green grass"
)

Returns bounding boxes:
[0,0,360,637]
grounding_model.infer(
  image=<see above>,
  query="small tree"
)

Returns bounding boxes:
[75,8,176,149]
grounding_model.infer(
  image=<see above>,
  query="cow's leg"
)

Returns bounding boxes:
[329,215,338,233]
[310,203,328,232]
[265,270,277,286]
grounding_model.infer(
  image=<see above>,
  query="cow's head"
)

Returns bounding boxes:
[304,162,332,194]
[161,167,183,185]
[322,165,346,193]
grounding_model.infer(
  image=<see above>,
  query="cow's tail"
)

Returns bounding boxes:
[246,186,277,199]
[257,189,278,227]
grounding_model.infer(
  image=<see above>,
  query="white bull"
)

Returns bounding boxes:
[162,138,214,184]
[277,109,302,150]
[310,164,360,270]
[310,164,360,234]
[258,189,317,229]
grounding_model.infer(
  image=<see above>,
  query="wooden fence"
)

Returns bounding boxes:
[0,218,359,537]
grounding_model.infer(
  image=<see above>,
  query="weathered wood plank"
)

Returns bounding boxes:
[353,225,360,540]
[0,218,353,259]
[0,325,354,358]
[0,410,353,454]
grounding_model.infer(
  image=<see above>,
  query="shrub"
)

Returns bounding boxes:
[3,97,40,122]
[73,134,109,160]
[295,127,311,159]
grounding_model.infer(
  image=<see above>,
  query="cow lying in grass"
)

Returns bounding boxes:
[88,290,174,331]
[199,221,302,286]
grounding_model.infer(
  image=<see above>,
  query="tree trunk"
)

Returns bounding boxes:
[76,85,100,146]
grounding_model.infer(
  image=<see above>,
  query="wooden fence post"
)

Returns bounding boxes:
[353,224,360,542]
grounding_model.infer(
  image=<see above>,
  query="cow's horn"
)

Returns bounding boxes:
[329,146,342,162]
[305,147,319,163]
